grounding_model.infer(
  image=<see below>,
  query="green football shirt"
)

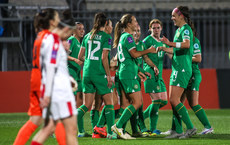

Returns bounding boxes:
[143,35,166,77]
[67,36,82,81]
[81,31,112,77]
[192,37,202,74]
[172,24,193,73]
[117,32,138,79]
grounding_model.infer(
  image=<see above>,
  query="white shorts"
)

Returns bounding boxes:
[42,99,77,121]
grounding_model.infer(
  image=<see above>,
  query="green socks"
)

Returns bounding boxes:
[149,100,161,131]
[116,105,136,128]
[143,101,153,119]
[160,100,168,108]
[115,108,125,119]
[137,104,147,132]
[130,109,138,134]
[172,107,183,133]
[175,103,194,129]
[90,109,99,131]
[77,105,88,133]
[192,104,211,129]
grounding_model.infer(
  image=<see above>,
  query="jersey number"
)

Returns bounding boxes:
[117,43,125,62]
[87,40,101,60]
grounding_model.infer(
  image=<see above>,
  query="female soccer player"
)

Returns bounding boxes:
[91,19,117,138]
[131,24,158,137]
[111,14,156,139]
[159,6,197,138]
[31,11,78,145]
[67,22,85,108]
[142,19,168,135]
[77,13,116,139]
[181,36,213,134]
[13,8,67,145]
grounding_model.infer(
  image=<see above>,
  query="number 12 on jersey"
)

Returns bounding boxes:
[87,40,101,60]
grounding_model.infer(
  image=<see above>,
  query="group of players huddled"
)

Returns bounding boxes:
[13,5,214,145]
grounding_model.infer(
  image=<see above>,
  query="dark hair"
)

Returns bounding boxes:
[58,9,75,29]
[177,6,196,38]
[33,8,57,33]
[90,12,107,39]
[106,19,111,26]
[113,14,133,48]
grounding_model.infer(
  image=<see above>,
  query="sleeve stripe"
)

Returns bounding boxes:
[128,46,136,51]
[193,53,201,56]
[103,48,111,51]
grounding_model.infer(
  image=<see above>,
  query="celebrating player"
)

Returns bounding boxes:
[111,14,156,139]
[159,6,197,138]
[77,13,116,139]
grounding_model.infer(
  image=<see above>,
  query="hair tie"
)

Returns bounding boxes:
[173,8,184,17]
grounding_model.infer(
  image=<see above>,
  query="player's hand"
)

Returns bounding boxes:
[148,45,157,53]
[145,72,151,79]
[74,58,83,66]
[157,46,167,52]
[40,97,50,108]
[154,66,159,76]
[160,36,169,45]
[138,71,147,82]
[107,76,113,88]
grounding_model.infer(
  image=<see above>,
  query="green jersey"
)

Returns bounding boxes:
[192,37,201,74]
[117,32,138,79]
[135,41,145,66]
[67,36,81,81]
[81,31,112,77]
[172,24,193,74]
[143,35,166,77]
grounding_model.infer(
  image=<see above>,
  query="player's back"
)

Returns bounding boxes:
[82,31,112,77]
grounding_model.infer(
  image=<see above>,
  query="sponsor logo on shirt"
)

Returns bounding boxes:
[194,43,199,49]
[127,37,133,43]
[184,29,189,35]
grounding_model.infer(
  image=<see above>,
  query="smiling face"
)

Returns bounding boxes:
[171,9,184,27]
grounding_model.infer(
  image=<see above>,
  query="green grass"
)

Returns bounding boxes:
[0,109,230,145]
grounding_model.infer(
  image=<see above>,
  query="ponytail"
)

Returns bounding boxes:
[113,14,133,48]
[113,21,123,48]
[90,12,107,39]
[177,6,196,40]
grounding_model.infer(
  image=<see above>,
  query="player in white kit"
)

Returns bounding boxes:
[31,10,78,145]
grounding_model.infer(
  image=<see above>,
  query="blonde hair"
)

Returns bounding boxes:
[149,19,163,29]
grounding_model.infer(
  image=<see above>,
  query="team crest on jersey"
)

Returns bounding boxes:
[127,37,133,43]
[184,29,189,35]
[194,43,199,49]
[157,86,160,90]
[108,38,112,45]
[134,84,138,89]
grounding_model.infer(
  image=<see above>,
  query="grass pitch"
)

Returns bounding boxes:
[0,109,230,145]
